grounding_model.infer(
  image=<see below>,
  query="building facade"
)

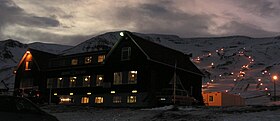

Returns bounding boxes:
[14,31,204,107]
[202,92,245,106]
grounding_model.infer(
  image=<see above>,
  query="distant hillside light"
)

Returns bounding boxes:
[120,32,124,36]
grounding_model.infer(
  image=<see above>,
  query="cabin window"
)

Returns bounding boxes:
[96,75,104,86]
[209,96,214,102]
[71,58,78,65]
[81,97,89,104]
[113,96,122,103]
[113,72,122,85]
[121,47,131,61]
[25,61,32,70]
[69,77,77,87]
[127,96,136,103]
[57,78,63,88]
[83,76,91,87]
[47,78,54,88]
[85,56,92,64]
[98,55,105,63]
[128,71,137,84]
[95,97,104,103]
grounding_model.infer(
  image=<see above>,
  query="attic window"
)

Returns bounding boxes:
[85,56,92,64]
[98,55,105,63]
[121,47,131,61]
[25,61,32,71]
[71,58,78,65]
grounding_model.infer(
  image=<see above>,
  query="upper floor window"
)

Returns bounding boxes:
[83,76,91,87]
[128,71,137,84]
[85,56,92,64]
[57,78,63,88]
[113,72,122,85]
[121,47,131,61]
[96,75,104,86]
[98,55,105,63]
[71,58,78,65]
[47,78,54,88]
[69,77,77,87]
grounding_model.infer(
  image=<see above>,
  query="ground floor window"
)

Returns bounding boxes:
[113,96,122,103]
[95,97,104,103]
[209,96,214,102]
[60,97,73,104]
[127,96,136,103]
[81,97,89,104]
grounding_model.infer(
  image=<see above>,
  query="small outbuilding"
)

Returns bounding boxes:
[202,91,245,106]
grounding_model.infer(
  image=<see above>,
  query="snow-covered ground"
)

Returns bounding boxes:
[42,104,280,121]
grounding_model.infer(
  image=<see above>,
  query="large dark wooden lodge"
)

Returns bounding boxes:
[14,31,204,107]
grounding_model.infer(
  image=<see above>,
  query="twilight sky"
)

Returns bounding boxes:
[0,0,280,45]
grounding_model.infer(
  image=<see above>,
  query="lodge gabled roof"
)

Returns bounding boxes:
[16,48,57,71]
[107,31,204,76]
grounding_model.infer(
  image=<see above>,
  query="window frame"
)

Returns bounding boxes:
[128,71,137,84]
[113,72,122,85]
[84,56,92,64]
[127,96,137,103]
[96,75,104,86]
[121,47,131,61]
[95,97,104,104]
[71,58,78,65]
[113,96,122,103]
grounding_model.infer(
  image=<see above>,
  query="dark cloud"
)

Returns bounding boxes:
[232,0,280,17]
[115,1,213,37]
[217,21,279,37]
[1,0,280,45]
[0,0,60,29]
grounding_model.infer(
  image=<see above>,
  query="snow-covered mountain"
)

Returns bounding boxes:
[1,31,280,105]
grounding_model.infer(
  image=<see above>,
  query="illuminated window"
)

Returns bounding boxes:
[127,96,136,103]
[113,96,122,103]
[69,93,74,95]
[83,76,91,87]
[25,61,32,70]
[69,77,77,87]
[57,78,63,88]
[95,97,104,103]
[71,58,78,65]
[121,47,131,61]
[113,72,122,85]
[60,98,72,104]
[85,56,92,64]
[96,75,104,86]
[98,55,105,63]
[81,97,89,104]
[47,78,54,88]
[128,71,137,84]
[209,96,214,102]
